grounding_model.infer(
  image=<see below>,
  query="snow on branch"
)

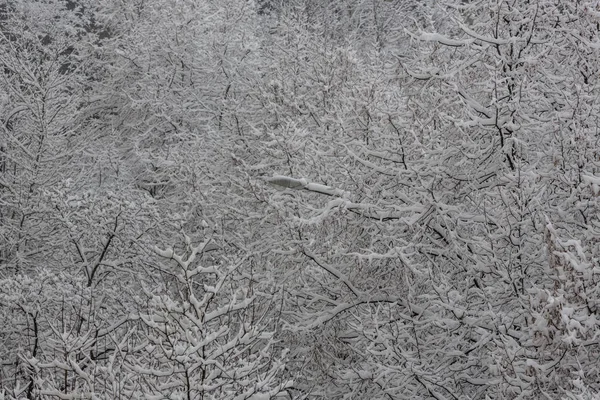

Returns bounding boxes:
[405,29,473,47]
[267,175,429,222]
[266,175,351,198]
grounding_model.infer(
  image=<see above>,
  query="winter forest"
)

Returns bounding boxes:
[2,0,600,398]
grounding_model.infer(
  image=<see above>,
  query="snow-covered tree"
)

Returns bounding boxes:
[3,0,600,398]
[255,0,600,398]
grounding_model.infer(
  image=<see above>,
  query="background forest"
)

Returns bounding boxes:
[1,0,600,399]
